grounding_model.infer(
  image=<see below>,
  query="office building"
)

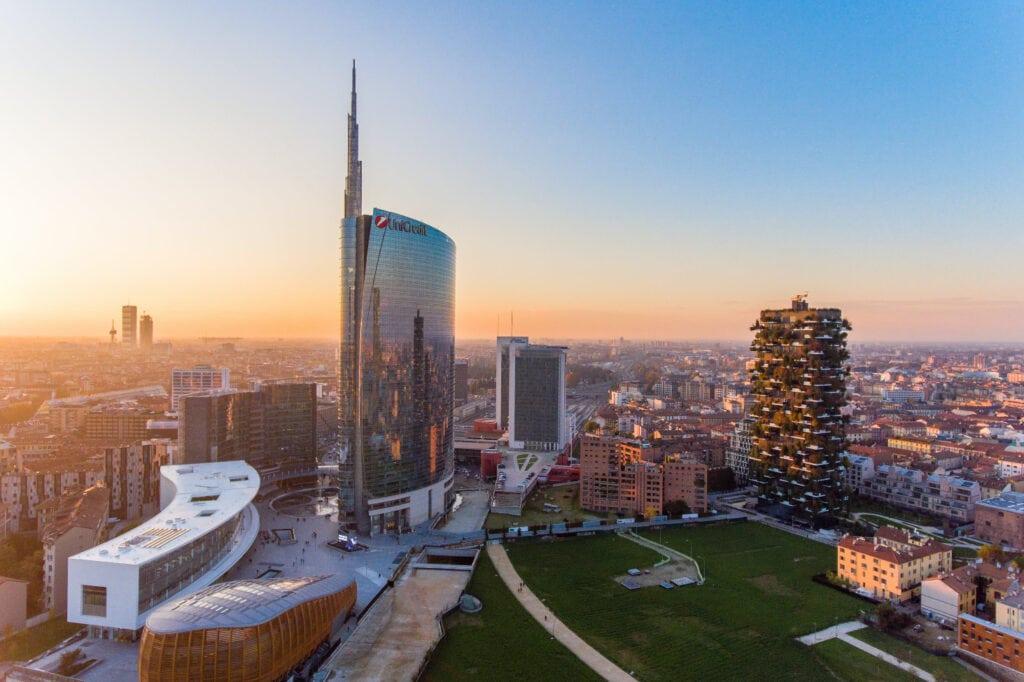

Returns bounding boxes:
[747,295,851,524]
[454,358,469,403]
[339,64,455,535]
[139,574,356,682]
[139,313,153,350]
[496,337,569,451]
[170,365,230,412]
[67,461,260,638]
[122,305,138,348]
[496,336,529,432]
[180,383,316,470]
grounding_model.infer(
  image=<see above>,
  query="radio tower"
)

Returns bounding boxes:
[108,320,117,345]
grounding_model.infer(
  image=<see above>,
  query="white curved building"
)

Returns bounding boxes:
[67,461,260,638]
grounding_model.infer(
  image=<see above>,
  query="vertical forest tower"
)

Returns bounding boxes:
[747,296,850,525]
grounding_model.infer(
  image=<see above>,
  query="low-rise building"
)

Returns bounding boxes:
[920,560,1015,624]
[67,461,260,639]
[857,465,980,523]
[40,485,108,613]
[0,576,28,634]
[837,527,953,603]
[975,491,1024,549]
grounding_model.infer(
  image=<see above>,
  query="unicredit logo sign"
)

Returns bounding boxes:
[376,214,427,236]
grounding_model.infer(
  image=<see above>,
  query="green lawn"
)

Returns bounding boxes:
[848,627,981,681]
[0,618,82,663]
[507,522,871,680]
[422,551,602,682]
[485,484,597,531]
[849,499,942,526]
[814,639,920,682]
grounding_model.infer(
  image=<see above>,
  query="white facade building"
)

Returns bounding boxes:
[67,461,260,637]
[170,365,230,412]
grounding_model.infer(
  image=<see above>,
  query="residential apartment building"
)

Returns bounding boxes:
[837,527,952,603]
[104,440,174,522]
[959,588,1024,676]
[40,485,108,613]
[857,465,980,523]
[922,560,1015,624]
[747,296,850,523]
[724,417,753,485]
[1,468,103,532]
[579,436,707,515]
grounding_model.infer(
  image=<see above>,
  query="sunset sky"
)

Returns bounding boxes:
[2,2,1023,342]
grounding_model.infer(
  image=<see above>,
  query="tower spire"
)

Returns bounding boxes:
[344,60,362,219]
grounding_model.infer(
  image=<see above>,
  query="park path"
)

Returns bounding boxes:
[486,544,635,682]
[798,622,935,681]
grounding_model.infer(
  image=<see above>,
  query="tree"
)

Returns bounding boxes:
[584,420,601,434]
[978,544,1008,564]
[875,602,911,631]
[663,500,691,517]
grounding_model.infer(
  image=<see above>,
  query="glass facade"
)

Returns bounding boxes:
[513,351,562,448]
[136,511,244,613]
[340,209,455,531]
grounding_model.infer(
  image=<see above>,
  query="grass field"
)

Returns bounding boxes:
[422,551,601,681]
[0,618,82,663]
[485,484,596,531]
[507,522,872,680]
[813,639,920,681]
[848,627,981,681]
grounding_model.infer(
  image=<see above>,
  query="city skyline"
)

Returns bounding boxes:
[3,3,1024,342]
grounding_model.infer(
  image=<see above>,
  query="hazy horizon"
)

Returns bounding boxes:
[3,3,1023,343]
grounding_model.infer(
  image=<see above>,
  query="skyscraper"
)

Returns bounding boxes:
[496,337,569,452]
[121,305,137,348]
[139,313,153,350]
[747,295,851,525]
[495,336,528,431]
[339,63,455,535]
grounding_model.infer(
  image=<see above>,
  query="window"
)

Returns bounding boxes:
[190,494,220,503]
[82,585,107,617]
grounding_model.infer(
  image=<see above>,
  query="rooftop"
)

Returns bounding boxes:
[73,461,259,566]
[144,574,354,634]
[978,491,1024,513]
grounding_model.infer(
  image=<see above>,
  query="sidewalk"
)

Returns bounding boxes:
[486,544,635,682]
[797,622,935,681]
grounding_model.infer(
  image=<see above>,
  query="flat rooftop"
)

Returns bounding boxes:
[73,461,260,566]
[978,492,1024,513]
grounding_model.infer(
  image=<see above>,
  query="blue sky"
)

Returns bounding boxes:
[2,2,1023,340]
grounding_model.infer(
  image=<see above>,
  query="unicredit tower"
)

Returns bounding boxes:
[338,63,455,536]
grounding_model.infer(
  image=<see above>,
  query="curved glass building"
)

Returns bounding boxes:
[338,65,455,535]
[138,574,356,681]
[340,209,455,534]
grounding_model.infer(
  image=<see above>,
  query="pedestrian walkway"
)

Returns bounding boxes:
[797,622,935,681]
[487,544,634,682]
